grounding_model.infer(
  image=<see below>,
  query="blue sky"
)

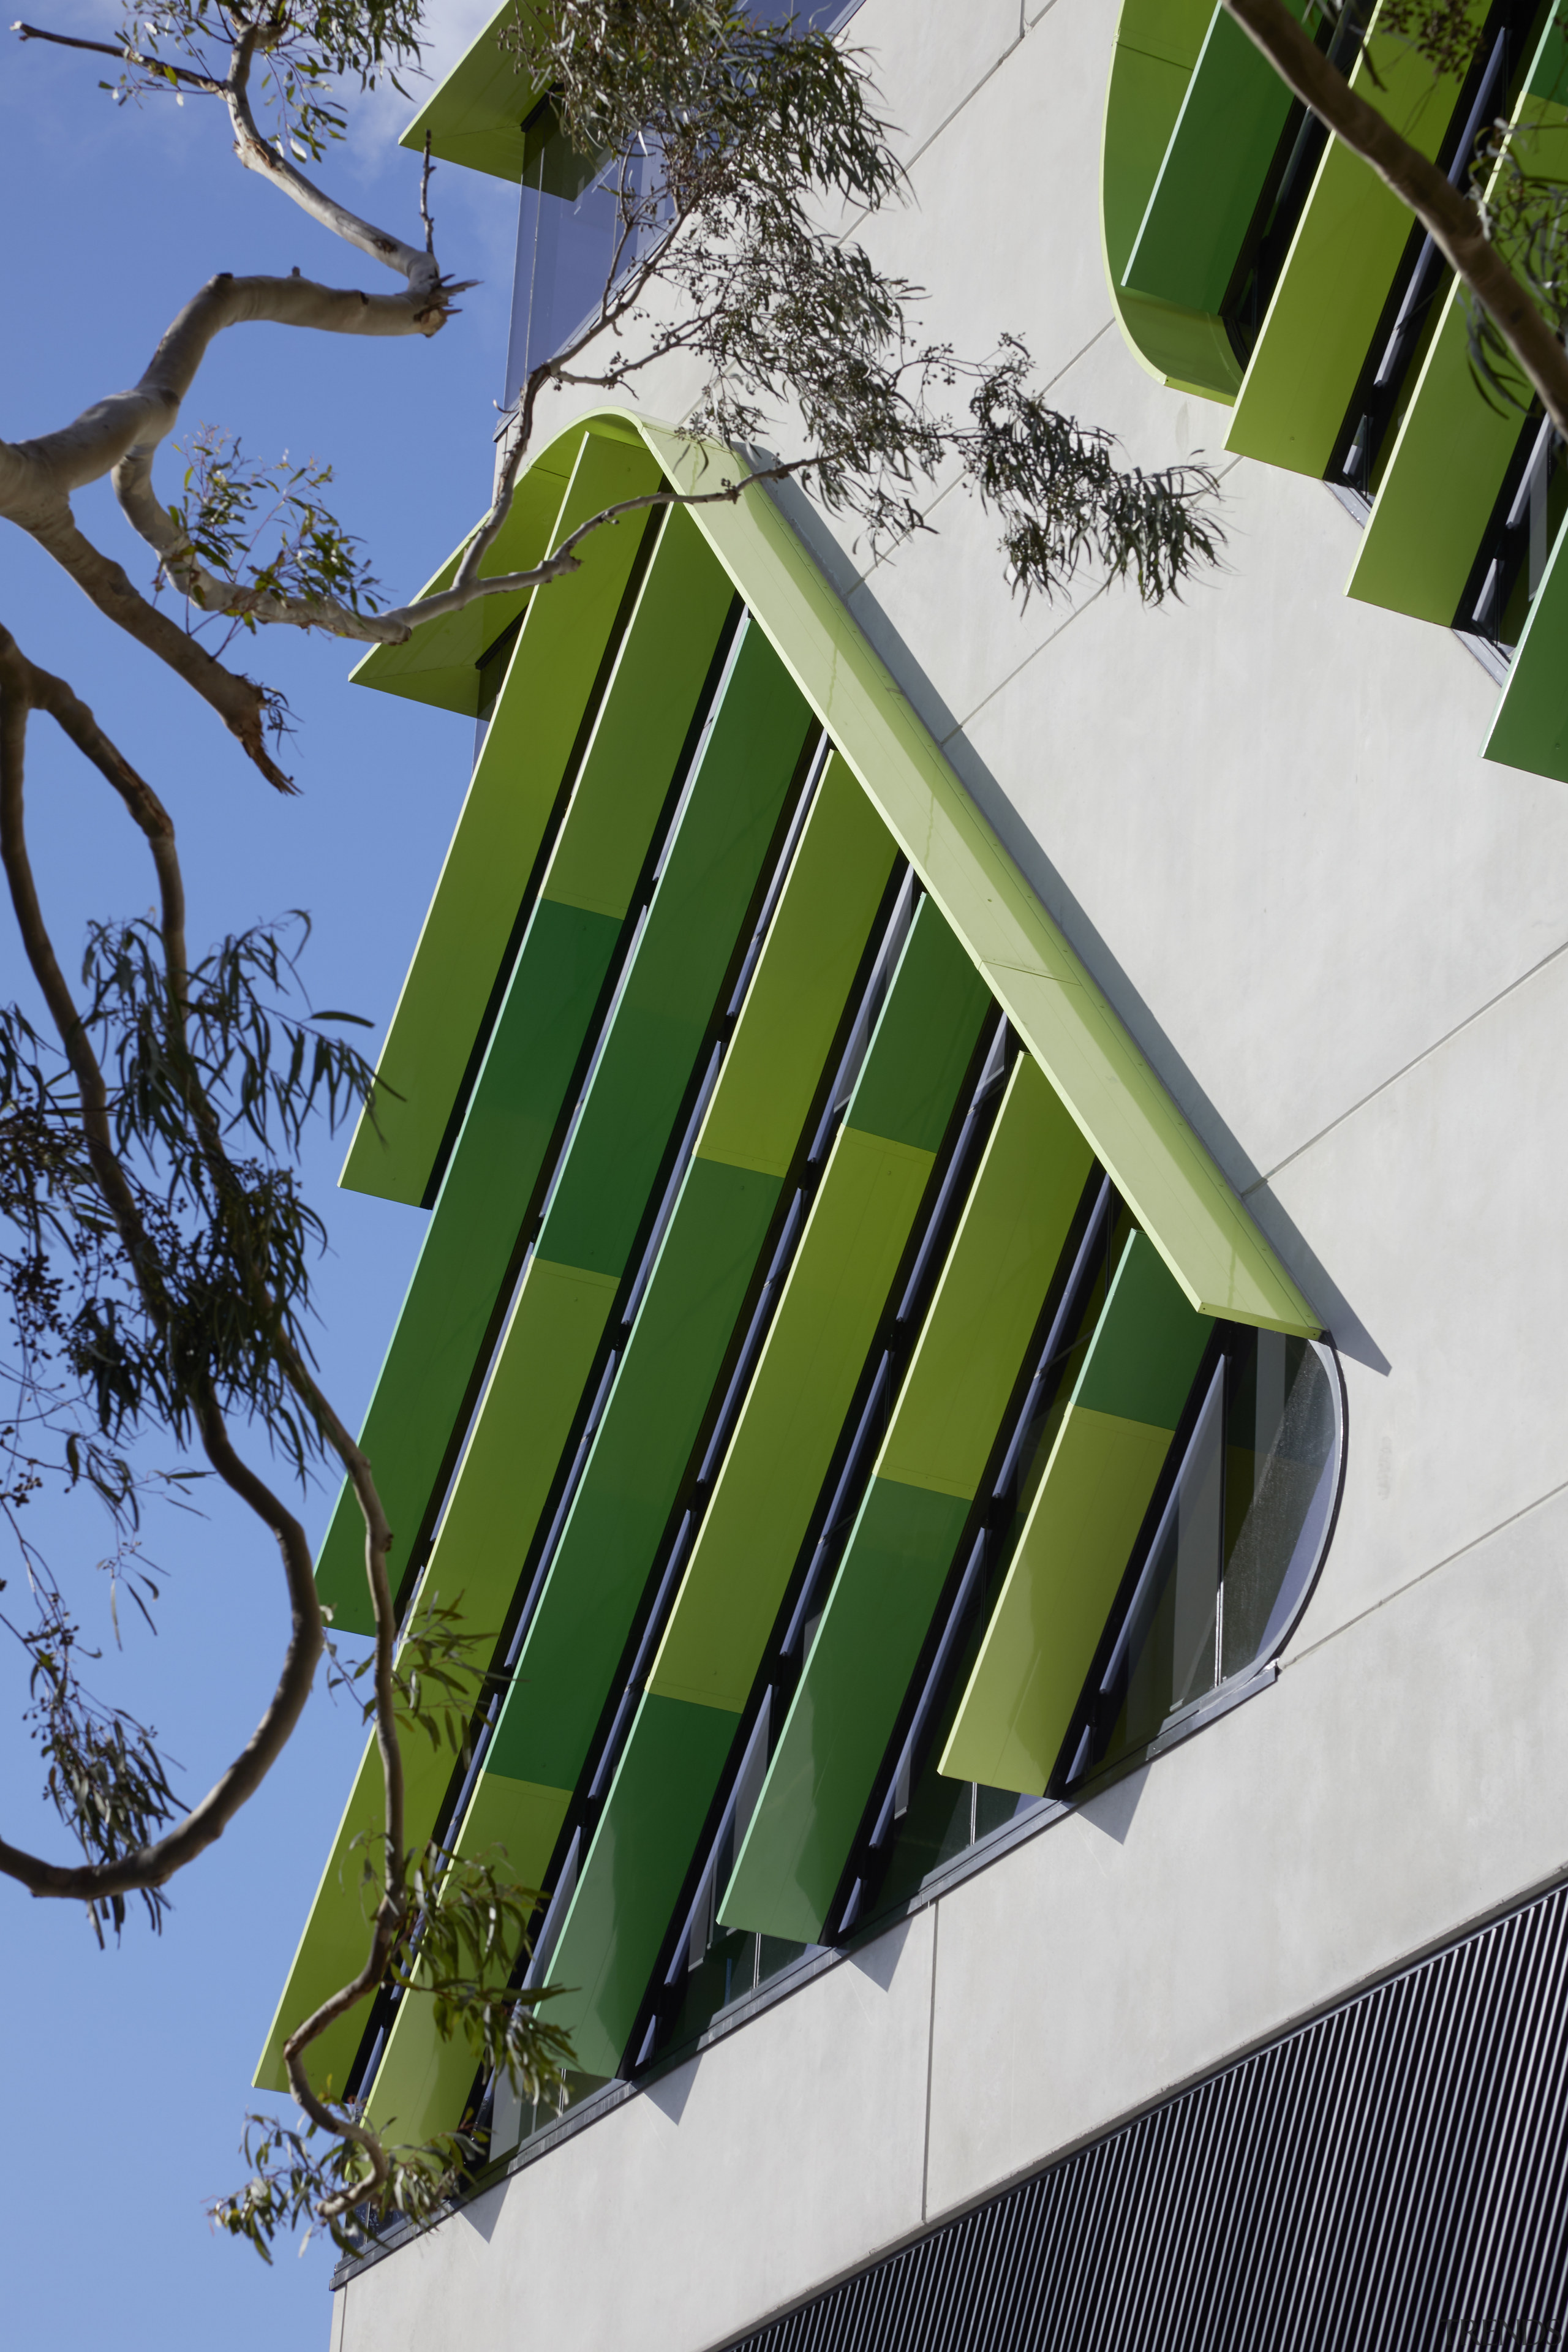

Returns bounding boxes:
[0,5,518,2341]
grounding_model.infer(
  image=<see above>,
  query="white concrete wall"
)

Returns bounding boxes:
[337,1,1568,2342]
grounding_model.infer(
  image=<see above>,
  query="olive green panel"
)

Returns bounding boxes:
[1125,0,1310,317]
[546,1693,739,2079]
[317,902,624,1632]
[719,1477,970,1943]
[941,1231,1213,1795]
[341,431,662,1205]
[696,756,896,1177]
[352,405,1321,1333]
[363,1773,572,2147]
[1102,0,1240,399]
[879,1056,1093,1499]
[845,904,994,1152]
[1483,513,1568,782]
[1224,5,1477,475]
[415,1253,620,1640]
[646,1121,934,1713]
[396,0,546,183]
[538,624,813,1277]
[1348,15,1568,624]
[484,1159,778,1793]
[252,1591,479,2095]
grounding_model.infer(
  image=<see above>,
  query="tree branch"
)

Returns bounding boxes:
[1221,0,1568,437]
[0,625,325,1901]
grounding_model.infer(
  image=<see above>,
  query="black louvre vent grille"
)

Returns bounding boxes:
[729,1878,1568,2352]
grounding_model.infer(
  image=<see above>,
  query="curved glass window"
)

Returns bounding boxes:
[1066,1328,1343,1786]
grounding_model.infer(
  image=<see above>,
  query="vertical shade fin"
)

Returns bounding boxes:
[314,502,736,1631]
[940,1229,1213,1796]
[542,901,990,2077]
[340,429,665,1203]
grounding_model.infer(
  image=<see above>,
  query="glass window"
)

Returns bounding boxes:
[1067,1329,1342,1786]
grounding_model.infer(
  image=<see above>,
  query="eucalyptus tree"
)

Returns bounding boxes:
[0,0,1223,2252]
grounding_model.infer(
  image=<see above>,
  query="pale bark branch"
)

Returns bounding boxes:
[1221,0,1568,438]
[0,625,325,1902]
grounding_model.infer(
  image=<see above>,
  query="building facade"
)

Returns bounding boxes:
[263,2,1568,2343]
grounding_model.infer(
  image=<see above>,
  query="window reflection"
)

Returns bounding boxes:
[502,2,869,410]
[1069,1330,1341,1785]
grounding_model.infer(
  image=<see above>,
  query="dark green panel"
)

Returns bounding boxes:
[719,1476,969,1942]
[486,1157,779,1791]
[1073,1229,1213,1430]
[538,624,813,1275]
[317,898,622,1629]
[1123,0,1309,314]
[845,903,992,1152]
[546,1692,738,2079]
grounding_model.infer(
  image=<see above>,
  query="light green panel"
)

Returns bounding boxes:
[1125,0,1311,320]
[878,1056,1094,1500]
[1101,0,1242,399]
[1347,15,1568,623]
[353,405,1321,1331]
[396,0,546,182]
[364,1772,571,2148]
[1483,513,1568,782]
[648,1121,935,1713]
[344,450,573,717]
[627,413,1318,1335]
[941,1231,1213,1795]
[1224,5,1476,476]
[341,429,662,1205]
[697,755,896,1177]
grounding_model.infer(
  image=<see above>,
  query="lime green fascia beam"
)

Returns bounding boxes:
[355,761,895,2144]
[718,1055,1095,1944]
[315,508,736,1632]
[1482,508,1568,780]
[1224,1,1478,475]
[396,0,546,183]
[341,428,664,1206]
[941,1229,1213,1796]
[622,411,1316,1333]
[535,901,991,2077]
[1102,0,1243,401]
[1346,11,1568,624]
[1124,0,1313,319]
[349,402,1319,1332]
